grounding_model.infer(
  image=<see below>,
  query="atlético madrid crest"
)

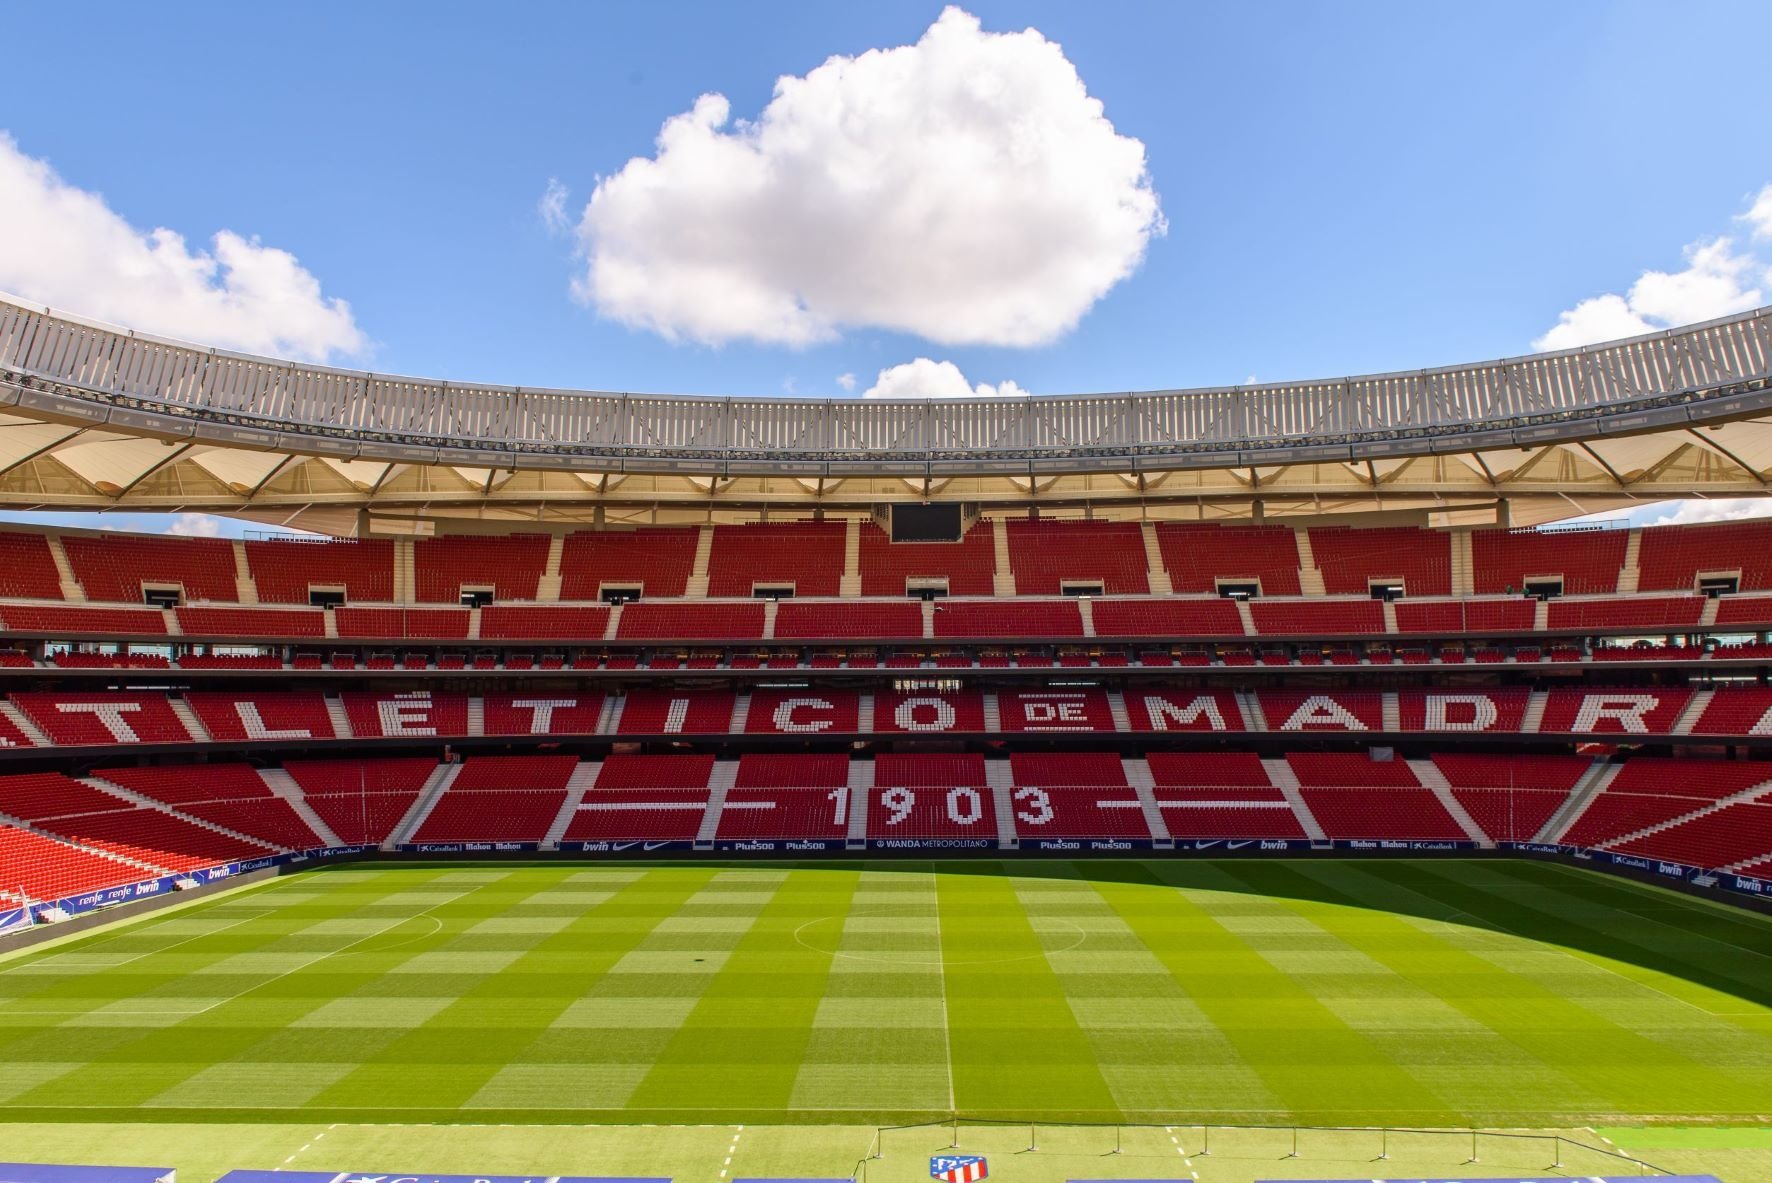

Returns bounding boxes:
[929,1155,988,1183]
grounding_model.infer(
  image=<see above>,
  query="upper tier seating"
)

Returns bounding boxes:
[1264,691,1384,731]
[479,605,611,640]
[0,605,166,635]
[62,535,237,603]
[616,602,766,641]
[1545,596,1705,632]
[874,690,987,734]
[558,528,698,599]
[0,531,64,599]
[1156,523,1301,595]
[1090,598,1244,638]
[1692,689,1772,737]
[176,606,326,638]
[1249,599,1385,636]
[1309,525,1452,595]
[1125,689,1244,732]
[1636,520,1772,592]
[13,692,193,745]
[245,538,395,603]
[283,757,436,845]
[932,599,1083,639]
[997,688,1116,733]
[414,535,550,603]
[185,692,337,742]
[1392,599,1536,634]
[707,521,846,597]
[1006,519,1148,595]
[858,520,996,596]
[775,600,923,640]
[1471,526,1626,595]
[97,764,322,850]
[335,607,470,639]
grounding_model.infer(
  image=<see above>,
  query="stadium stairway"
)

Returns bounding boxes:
[1599,775,1772,852]
[845,760,872,849]
[695,761,737,850]
[1537,760,1622,843]
[258,768,343,848]
[1262,758,1328,842]
[986,762,1018,849]
[1122,757,1172,847]
[1617,528,1642,593]
[1139,522,1173,595]
[385,762,459,849]
[323,694,354,738]
[543,760,602,850]
[1520,689,1550,733]
[1408,758,1494,847]
[1673,690,1715,736]
[79,775,282,852]
[167,698,211,742]
[45,533,84,600]
[0,701,49,746]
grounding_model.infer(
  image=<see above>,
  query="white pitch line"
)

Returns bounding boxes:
[930,870,955,1114]
[0,908,276,978]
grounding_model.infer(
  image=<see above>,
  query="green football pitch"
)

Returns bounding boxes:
[1,857,1769,1179]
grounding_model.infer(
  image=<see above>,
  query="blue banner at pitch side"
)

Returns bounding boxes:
[0,1166,174,1183]
[1505,841,1772,901]
[215,1173,669,1183]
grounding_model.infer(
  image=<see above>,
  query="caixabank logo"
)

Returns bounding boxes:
[930,1155,989,1183]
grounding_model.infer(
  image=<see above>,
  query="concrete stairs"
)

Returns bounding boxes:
[1520,690,1549,734]
[465,696,485,737]
[1408,758,1493,848]
[466,607,482,641]
[385,762,462,849]
[1380,692,1401,731]
[845,760,873,849]
[695,760,738,849]
[1234,599,1256,636]
[168,698,213,743]
[1235,691,1267,731]
[257,768,343,848]
[684,525,714,597]
[1616,529,1642,594]
[598,695,627,735]
[1293,527,1326,595]
[1701,597,1720,628]
[1106,691,1131,733]
[1262,758,1328,843]
[1533,598,1549,631]
[1672,689,1715,736]
[162,608,182,636]
[986,762,1018,849]
[1449,529,1475,596]
[231,540,259,603]
[981,692,1002,732]
[0,702,50,746]
[839,518,862,597]
[729,693,752,734]
[856,693,876,734]
[323,611,339,640]
[1597,777,1772,856]
[81,775,279,852]
[1122,757,1171,847]
[543,761,601,850]
[760,599,778,641]
[323,694,354,739]
[537,534,565,601]
[991,517,1015,595]
[1139,522,1173,595]
[1536,760,1621,844]
[1077,597,1097,638]
[603,602,623,641]
[0,805,173,880]
[392,538,416,603]
[45,534,84,600]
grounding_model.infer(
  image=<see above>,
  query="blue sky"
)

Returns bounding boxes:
[2,1,1771,535]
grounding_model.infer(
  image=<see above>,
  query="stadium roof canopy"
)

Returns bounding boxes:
[1,293,1770,536]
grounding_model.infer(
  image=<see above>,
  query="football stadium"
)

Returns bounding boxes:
[3,5,1772,1183]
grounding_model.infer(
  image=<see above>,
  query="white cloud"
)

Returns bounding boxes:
[164,512,224,537]
[0,133,363,363]
[1744,183,1772,241]
[568,7,1164,348]
[1636,498,1772,527]
[835,372,856,392]
[861,358,1028,400]
[1535,230,1765,352]
[538,178,570,235]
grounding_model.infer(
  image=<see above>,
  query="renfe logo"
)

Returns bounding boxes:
[930,1156,988,1183]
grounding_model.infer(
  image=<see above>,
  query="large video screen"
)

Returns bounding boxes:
[890,503,964,542]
